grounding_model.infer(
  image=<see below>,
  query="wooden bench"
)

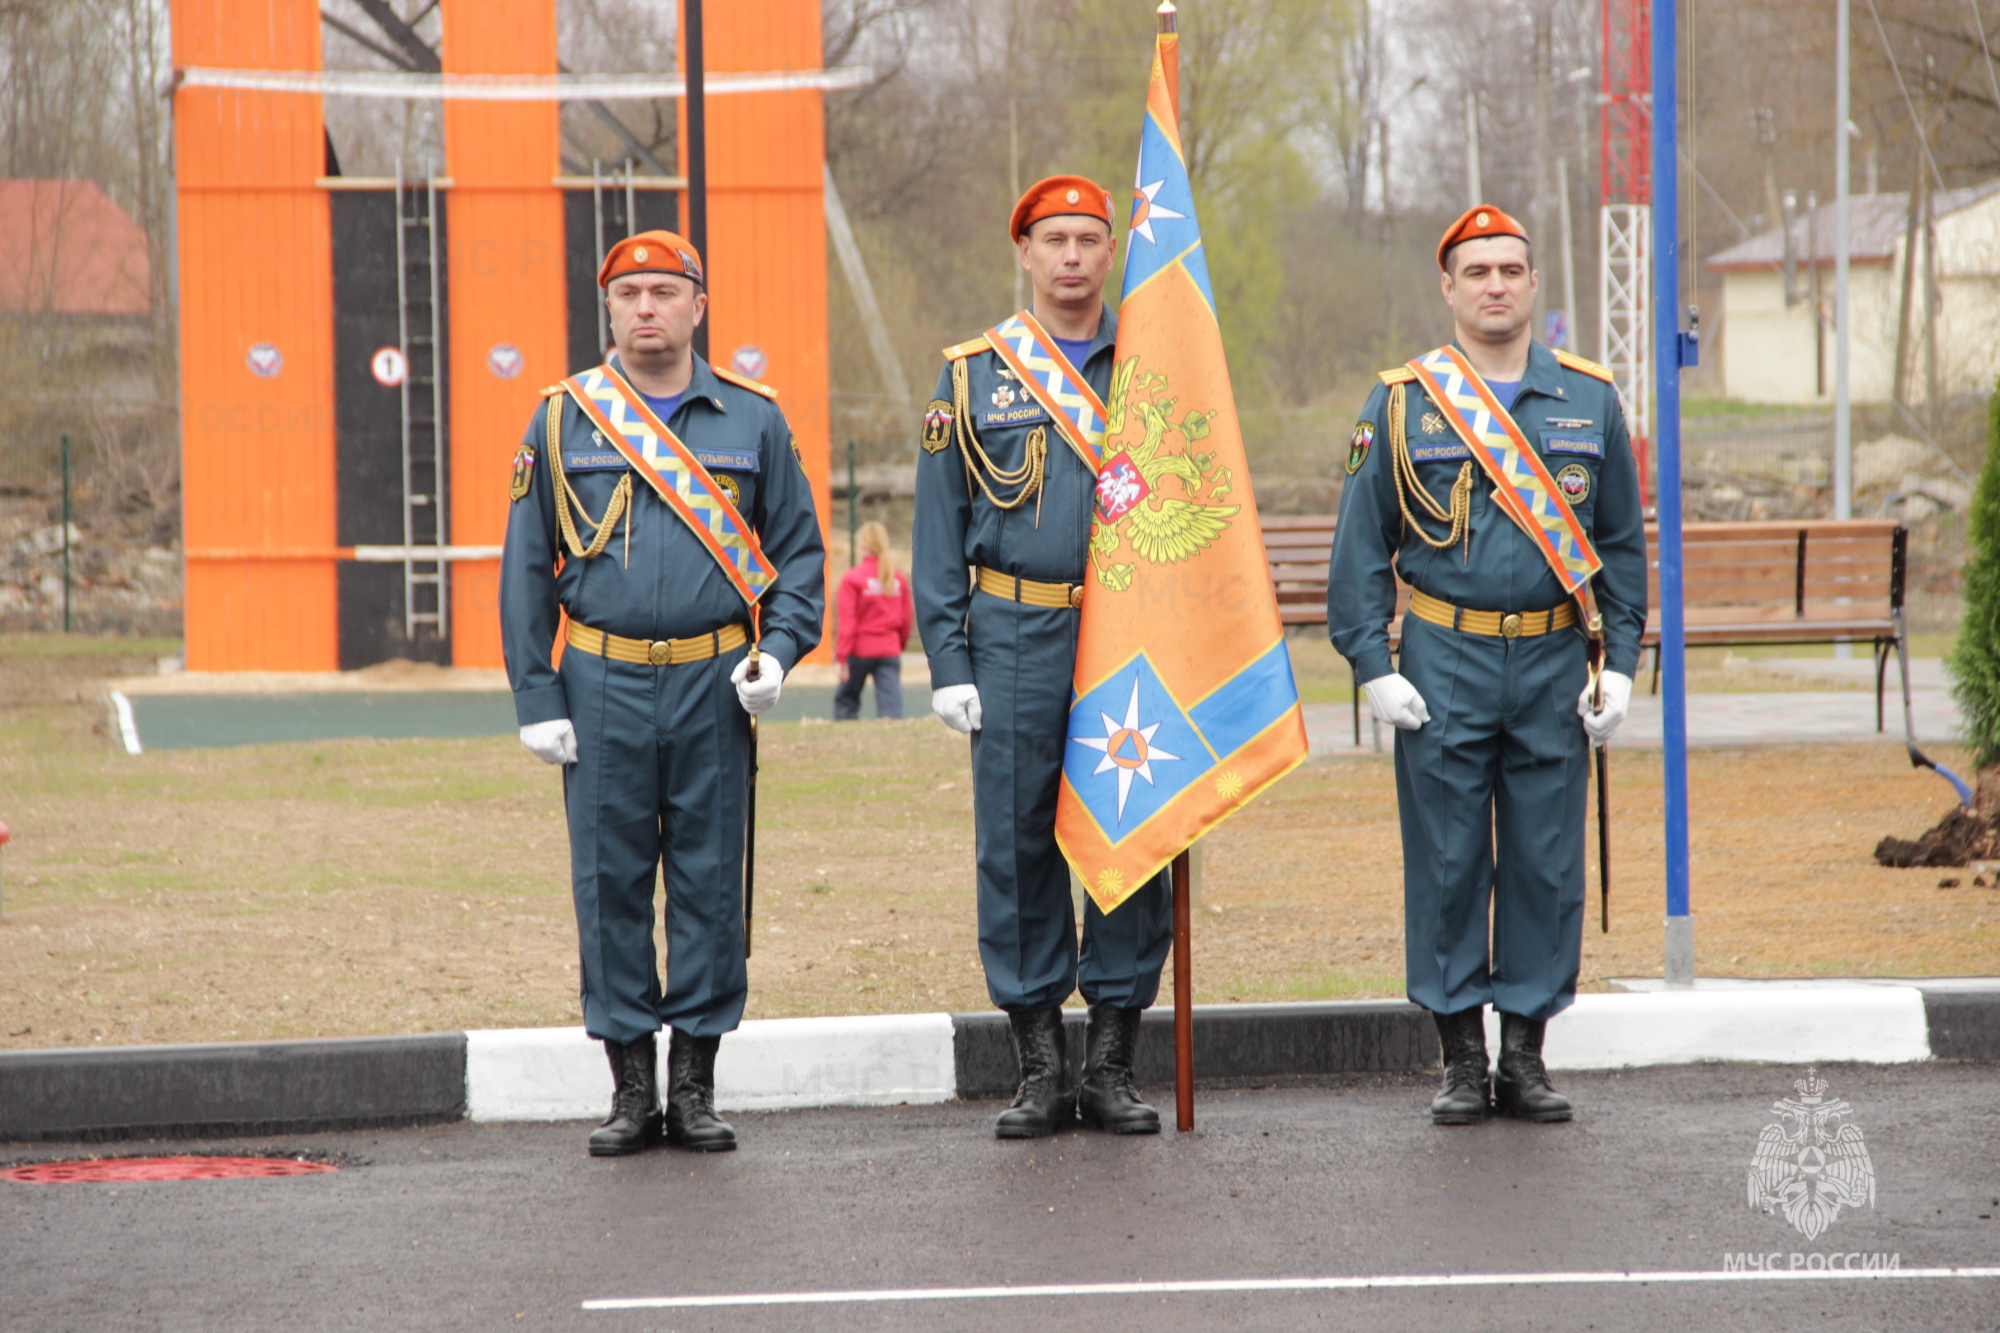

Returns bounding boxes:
[1262,515,1913,741]
[1638,519,1910,729]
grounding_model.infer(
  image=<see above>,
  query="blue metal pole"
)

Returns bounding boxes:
[1653,0,1695,984]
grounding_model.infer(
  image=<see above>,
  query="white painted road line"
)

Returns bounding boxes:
[583,1267,2000,1310]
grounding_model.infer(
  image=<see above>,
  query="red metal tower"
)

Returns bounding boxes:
[1599,0,1652,497]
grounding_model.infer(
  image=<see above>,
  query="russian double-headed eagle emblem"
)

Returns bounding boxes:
[1087,355,1241,592]
[1746,1068,1876,1241]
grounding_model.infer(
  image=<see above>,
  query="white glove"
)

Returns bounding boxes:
[519,718,577,765]
[1362,672,1430,730]
[730,653,786,715]
[1578,669,1633,748]
[931,683,983,733]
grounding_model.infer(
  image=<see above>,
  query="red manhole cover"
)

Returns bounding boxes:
[2,1156,337,1183]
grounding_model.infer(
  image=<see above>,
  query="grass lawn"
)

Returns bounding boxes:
[0,633,1992,1050]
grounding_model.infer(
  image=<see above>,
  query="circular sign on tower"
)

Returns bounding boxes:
[245,343,283,379]
[731,345,768,379]
[370,346,407,388]
[488,343,524,379]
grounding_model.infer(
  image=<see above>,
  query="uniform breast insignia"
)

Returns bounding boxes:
[1555,462,1591,505]
[1420,410,1449,436]
[991,381,1018,410]
[1546,417,1594,431]
[1346,421,1375,475]
[715,474,742,505]
[1086,363,1240,592]
[1543,433,1603,457]
[509,443,536,501]
[922,398,953,453]
[980,403,1048,430]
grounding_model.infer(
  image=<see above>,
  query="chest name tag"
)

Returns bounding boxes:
[563,450,628,472]
[1409,439,1472,462]
[1542,434,1603,458]
[979,404,1049,430]
[692,448,759,472]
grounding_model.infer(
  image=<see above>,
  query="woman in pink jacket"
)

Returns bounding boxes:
[834,521,915,720]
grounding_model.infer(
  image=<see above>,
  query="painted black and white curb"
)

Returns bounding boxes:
[4,983,1996,1142]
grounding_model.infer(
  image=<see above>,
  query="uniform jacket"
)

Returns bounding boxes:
[1326,340,1648,682]
[835,554,913,661]
[499,354,826,726]
[912,305,1118,689]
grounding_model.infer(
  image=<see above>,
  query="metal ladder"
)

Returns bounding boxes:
[395,159,448,641]
[590,158,640,358]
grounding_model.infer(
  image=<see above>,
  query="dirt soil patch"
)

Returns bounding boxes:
[0,634,1994,1051]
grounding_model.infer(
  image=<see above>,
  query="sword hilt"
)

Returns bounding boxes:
[1585,613,1605,710]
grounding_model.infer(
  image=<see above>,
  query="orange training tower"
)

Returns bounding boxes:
[172,0,832,670]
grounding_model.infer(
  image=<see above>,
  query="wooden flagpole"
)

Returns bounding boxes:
[1172,847,1193,1130]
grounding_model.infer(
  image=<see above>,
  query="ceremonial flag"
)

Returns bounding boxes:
[1054,9,1308,912]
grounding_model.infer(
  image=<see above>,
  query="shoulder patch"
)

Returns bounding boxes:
[921,398,953,453]
[1378,367,1418,385]
[942,336,992,362]
[509,443,536,501]
[1554,350,1615,382]
[1346,421,1376,475]
[712,365,779,399]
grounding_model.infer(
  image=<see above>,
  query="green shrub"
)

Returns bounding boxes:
[1948,382,2000,774]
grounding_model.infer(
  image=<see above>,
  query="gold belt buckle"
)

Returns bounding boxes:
[1500,613,1523,639]
[648,640,672,666]
[1068,585,1084,609]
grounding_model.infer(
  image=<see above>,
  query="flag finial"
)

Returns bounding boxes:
[1158,1,1177,34]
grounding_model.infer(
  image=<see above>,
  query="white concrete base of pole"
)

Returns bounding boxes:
[1664,914,1695,986]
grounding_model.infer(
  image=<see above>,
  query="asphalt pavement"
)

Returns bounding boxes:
[6,1063,1997,1332]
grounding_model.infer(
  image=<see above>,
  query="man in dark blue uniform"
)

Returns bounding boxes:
[913,177,1172,1140]
[1327,205,1647,1126]
[500,230,825,1156]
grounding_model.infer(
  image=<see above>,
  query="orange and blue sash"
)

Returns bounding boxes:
[1406,346,1603,595]
[560,364,776,606]
[984,310,1108,471]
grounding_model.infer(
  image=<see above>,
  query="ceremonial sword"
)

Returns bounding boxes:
[1587,613,1610,933]
[744,641,761,959]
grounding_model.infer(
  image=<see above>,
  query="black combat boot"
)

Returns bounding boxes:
[664,1029,738,1152]
[1493,1013,1573,1123]
[587,1033,662,1157]
[1077,1003,1159,1135]
[1428,1007,1490,1125]
[995,1004,1072,1139]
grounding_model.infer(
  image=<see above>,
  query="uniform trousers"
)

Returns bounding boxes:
[965,591,1173,1012]
[560,641,750,1044]
[1393,615,1591,1022]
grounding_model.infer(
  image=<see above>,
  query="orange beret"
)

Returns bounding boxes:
[1009,175,1115,241]
[1437,205,1530,270]
[598,230,705,289]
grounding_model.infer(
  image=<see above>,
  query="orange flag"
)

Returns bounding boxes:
[1054,13,1309,912]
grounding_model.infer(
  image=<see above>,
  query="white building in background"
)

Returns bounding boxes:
[1706,179,2000,405]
